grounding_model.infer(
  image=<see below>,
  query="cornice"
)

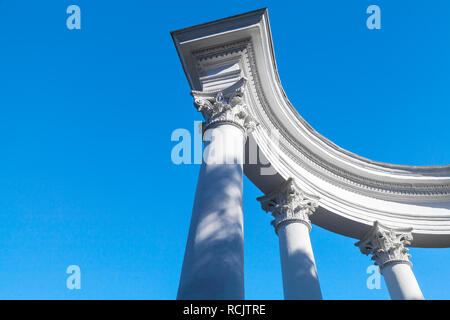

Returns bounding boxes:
[199,38,450,201]
[171,9,450,247]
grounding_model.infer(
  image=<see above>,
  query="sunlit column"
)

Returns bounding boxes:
[355,221,424,300]
[177,78,258,300]
[257,178,323,300]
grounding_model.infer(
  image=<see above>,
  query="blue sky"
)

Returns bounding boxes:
[0,1,449,299]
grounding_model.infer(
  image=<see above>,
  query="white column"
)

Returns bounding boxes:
[258,178,323,300]
[355,221,424,300]
[177,79,258,300]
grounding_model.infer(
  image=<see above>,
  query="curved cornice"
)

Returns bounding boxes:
[171,8,450,247]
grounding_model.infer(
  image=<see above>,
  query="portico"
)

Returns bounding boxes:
[171,9,450,300]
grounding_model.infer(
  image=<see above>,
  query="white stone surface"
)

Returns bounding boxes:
[177,80,256,300]
[383,263,424,300]
[278,222,322,300]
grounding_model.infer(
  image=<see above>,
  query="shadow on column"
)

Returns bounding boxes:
[281,243,322,300]
[177,163,245,299]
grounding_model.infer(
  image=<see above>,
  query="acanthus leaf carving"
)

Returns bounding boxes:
[257,178,319,234]
[192,78,258,134]
[355,221,413,271]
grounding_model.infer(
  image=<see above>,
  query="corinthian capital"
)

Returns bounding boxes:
[191,78,258,133]
[257,178,319,234]
[355,221,413,271]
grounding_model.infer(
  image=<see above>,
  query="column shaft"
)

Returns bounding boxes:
[383,263,424,300]
[177,124,245,300]
[278,222,322,300]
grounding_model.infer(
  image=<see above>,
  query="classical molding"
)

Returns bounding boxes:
[192,78,259,134]
[242,37,450,200]
[257,178,319,234]
[355,221,413,271]
[188,35,450,200]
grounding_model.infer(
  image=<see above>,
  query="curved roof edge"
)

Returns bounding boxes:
[171,8,450,247]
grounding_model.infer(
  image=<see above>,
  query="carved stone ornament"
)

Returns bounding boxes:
[355,221,413,271]
[257,178,319,234]
[191,78,259,134]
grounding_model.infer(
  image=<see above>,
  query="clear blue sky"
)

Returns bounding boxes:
[0,1,449,299]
